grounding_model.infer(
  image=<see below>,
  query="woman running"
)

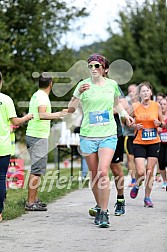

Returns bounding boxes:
[68,53,133,227]
[129,82,164,207]
[158,98,167,188]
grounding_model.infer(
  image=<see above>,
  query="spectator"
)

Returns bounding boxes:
[25,73,68,211]
[0,71,33,222]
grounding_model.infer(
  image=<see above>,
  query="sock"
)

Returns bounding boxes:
[117,195,124,201]
[144,196,150,200]
[131,178,136,183]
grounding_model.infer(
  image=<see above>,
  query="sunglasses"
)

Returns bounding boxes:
[88,63,102,69]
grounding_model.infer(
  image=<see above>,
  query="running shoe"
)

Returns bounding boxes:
[99,211,110,228]
[130,185,139,199]
[144,197,153,208]
[25,202,47,211]
[89,205,98,217]
[89,205,110,217]
[94,207,101,225]
[114,199,125,216]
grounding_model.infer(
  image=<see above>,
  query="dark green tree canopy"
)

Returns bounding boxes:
[0,0,88,140]
[103,0,167,94]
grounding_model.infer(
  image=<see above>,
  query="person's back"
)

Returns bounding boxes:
[26,89,51,138]
[25,73,68,212]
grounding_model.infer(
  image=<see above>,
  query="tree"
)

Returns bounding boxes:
[103,0,167,94]
[0,0,88,139]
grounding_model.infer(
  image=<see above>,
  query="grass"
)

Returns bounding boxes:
[3,168,87,220]
[3,165,128,220]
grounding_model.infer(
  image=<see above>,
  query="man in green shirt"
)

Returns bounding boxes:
[25,73,67,211]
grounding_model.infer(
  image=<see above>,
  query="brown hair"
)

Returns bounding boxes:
[138,81,153,93]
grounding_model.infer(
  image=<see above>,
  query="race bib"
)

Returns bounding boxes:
[160,132,167,143]
[89,111,110,126]
[142,128,157,140]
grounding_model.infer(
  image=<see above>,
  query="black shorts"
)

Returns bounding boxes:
[111,135,124,163]
[124,136,135,155]
[158,143,167,170]
[133,143,160,159]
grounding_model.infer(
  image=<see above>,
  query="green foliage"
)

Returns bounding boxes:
[103,0,167,94]
[0,0,88,140]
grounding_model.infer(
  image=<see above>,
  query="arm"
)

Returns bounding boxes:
[68,96,80,113]
[153,104,165,128]
[114,96,134,126]
[124,103,144,130]
[38,106,68,120]
[10,114,33,126]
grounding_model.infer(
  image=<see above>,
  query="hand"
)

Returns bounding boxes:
[26,113,34,121]
[125,115,134,126]
[62,109,69,113]
[153,119,161,127]
[58,110,68,118]
[135,123,144,130]
[78,84,90,93]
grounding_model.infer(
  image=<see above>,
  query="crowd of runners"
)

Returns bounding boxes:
[0,53,167,227]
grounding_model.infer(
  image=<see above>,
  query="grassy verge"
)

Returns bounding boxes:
[3,165,128,220]
[3,168,86,220]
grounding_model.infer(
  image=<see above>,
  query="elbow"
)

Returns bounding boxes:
[68,107,76,113]
[39,115,45,120]
[39,113,45,120]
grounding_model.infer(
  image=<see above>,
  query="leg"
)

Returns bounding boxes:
[28,173,41,204]
[110,162,124,197]
[124,136,136,185]
[130,157,145,199]
[85,153,99,205]
[159,169,167,183]
[127,154,136,184]
[81,157,88,178]
[155,162,161,182]
[26,136,48,211]
[110,162,126,216]
[98,148,115,211]
[0,155,10,216]
[158,144,167,187]
[145,157,158,198]
[134,157,145,186]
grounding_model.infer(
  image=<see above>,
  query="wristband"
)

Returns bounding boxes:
[120,110,128,118]
[75,89,81,98]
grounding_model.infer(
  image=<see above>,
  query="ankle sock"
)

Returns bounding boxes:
[131,178,136,183]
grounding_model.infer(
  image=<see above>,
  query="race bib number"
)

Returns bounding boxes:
[89,111,110,126]
[160,132,167,143]
[142,128,157,140]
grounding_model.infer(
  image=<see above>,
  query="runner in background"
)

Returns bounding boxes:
[154,93,166,182]
[123,84,138,187]
[129,82,165,207]
[157,98,167,188]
